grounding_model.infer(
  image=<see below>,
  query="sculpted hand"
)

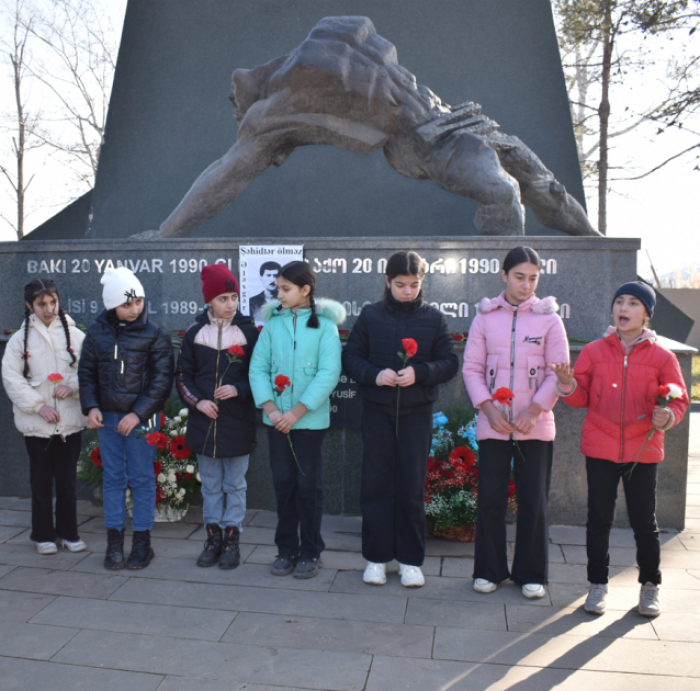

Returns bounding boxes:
[481,399,513,434]
[38,405,60,424]
[548,362,574,388]
[652,406,671,429]
[53,384,74,400]
[376,369,398,387]
[118,412,141,437]
[214,385,238,400]
[397,366,415,387]
[87,408,103,429]
[196,400,219,419]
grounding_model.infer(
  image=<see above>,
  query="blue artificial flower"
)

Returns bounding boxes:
[433,411,449,428]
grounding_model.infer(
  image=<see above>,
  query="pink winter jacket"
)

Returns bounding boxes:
[463,292,570,442]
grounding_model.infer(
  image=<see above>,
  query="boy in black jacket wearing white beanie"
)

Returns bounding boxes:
[79,267,174,570]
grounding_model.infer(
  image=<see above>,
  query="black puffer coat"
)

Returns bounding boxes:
[176,309,259,458]
[342,294,459,413]
[78,308,174,421]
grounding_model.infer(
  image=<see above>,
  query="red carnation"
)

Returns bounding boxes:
[257,325,263,332]
[160,412,166,427]
[508,480,517,499]
[47,373,64,383]
[654,384,671,398]
[274,374,291,392]
[227,344,244,358]
[90,447,102,468]
[169,436,192,460]
[153,461,162,476]
[493,387,515,406]
[401,338,418,358]
[183,472,192,481]
[156,486,164,503]
[146,431,169,450]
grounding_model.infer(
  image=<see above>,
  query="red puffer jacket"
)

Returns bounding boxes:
[561,331,689,463]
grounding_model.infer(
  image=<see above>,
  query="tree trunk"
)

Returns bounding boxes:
[597,3,613,236]
[14,55,24,241]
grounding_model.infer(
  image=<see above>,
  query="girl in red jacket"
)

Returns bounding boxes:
[551,281,688,618]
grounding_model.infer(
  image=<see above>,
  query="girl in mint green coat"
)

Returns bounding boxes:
[249,261,345,579]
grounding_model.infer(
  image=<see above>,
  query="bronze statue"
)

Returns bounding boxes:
[141,16,599,239]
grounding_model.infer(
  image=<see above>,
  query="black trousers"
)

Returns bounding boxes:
[25,433,82,543]
[474,439,553,585]
[586,457,661,585]
[360,405,432,566]
[268,427,326,559]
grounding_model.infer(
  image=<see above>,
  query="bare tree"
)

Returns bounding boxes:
[553,0,700,234]
[0,0,43,239]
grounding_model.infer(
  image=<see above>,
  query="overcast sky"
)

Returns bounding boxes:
[0,1,697,280]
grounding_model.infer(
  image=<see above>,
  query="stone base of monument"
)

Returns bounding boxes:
[0,237,692,529]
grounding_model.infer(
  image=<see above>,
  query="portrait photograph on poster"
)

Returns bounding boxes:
[239,245,304,326]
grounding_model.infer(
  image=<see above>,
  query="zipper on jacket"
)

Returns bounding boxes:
[619,354,628,462]
[508,309,518,426]
[213,322,222,458]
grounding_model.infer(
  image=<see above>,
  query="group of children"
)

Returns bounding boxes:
[1,247,689,617]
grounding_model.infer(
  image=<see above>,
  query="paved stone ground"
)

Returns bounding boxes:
[1,414,699,691]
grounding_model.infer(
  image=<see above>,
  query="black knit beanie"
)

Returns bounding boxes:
[611,281,656,318]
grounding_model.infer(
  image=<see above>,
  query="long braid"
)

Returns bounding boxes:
[22,305,31,378]
[58,307,76,367]
[307,291,319,329]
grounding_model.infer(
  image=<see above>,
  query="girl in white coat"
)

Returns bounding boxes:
[2,279,87,554]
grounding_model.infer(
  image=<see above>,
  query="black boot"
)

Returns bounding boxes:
[196,524,222,567]
[104,528,125,570]
[126,530,154,569]
[219,526,241,569]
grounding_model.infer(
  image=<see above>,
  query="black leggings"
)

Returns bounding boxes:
[474,438,553,585]
[586,457,661,585]
[360,405,432,566]
[25,433,82,543]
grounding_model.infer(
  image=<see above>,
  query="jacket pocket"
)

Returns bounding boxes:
[486,354,499,393]
[527,356,546,391]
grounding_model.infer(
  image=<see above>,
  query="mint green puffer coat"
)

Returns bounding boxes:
[249,298,346,430]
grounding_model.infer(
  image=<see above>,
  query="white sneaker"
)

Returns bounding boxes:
[35,542,57,555]
[473,578,498,593]
[362,561,387,585]
[522,583,546,599]
[56,538,87,552]
[398,563,425,588]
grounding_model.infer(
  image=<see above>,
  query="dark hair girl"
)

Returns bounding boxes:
[22,279,76,377]
[2,278,87,556]
[342,250,459,588]
[276,261,320,328]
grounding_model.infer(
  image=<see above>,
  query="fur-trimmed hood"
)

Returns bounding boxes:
[477,292,559,315]
[261,298,347,325]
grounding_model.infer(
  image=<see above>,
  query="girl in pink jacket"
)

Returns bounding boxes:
[463,246,569,600]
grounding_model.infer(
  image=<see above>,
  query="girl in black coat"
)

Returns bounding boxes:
[342,251,459,587]
[176,265,259,569]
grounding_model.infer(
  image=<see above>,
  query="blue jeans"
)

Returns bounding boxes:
[98,411,158,532]
[198,453,249,529]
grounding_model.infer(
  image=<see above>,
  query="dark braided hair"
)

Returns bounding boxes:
[277,261,319,328]
[22,278,75,378]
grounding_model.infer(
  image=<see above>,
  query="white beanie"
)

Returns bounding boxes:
[101,267,146,310]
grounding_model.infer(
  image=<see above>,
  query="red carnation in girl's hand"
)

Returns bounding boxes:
[90,447,102,468]
[401,338,418,358]
[257,325,263,332]
[228,344,244,358]
[274,374,291,392]
[47,373,64,383]
[169,436,192,460]
[493,387,515,406]
[654,384,671,398]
